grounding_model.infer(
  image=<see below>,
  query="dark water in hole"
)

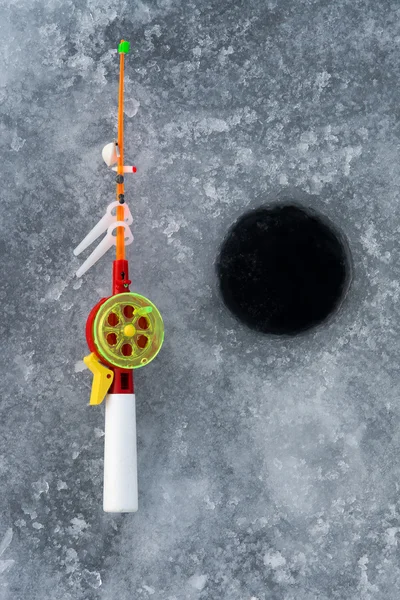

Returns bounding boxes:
[217,204,352,335]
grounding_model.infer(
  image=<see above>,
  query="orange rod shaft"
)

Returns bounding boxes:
[116,45,125,260]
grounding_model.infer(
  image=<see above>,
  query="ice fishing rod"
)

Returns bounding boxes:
[73,40,164,512]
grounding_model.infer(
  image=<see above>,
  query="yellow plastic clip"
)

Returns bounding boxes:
[83,353,114,405]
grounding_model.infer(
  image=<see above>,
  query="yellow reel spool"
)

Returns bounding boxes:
[93,292,164,369]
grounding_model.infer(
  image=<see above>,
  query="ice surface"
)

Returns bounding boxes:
[0,529,13,557]
[1,0,400,599]
[124,97,141,118]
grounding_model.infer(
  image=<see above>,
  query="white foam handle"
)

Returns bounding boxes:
[75,220,133,278]
[74,202,133,257]
[103,393,138,513]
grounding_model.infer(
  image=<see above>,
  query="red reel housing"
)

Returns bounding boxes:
[85,259,134,394]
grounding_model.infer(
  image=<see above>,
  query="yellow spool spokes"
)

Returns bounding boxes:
[93,292,164,369]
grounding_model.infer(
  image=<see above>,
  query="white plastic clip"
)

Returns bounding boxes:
[75,221,133,278]
[74,202,132,257]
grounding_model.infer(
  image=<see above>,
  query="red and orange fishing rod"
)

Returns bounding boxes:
[73,40,164,513]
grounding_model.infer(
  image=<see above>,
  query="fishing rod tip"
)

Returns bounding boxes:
[118,40,130,54]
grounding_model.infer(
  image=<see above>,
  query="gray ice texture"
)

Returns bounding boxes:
[0,0,400,599]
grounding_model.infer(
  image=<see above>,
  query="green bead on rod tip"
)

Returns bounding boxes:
[118,40,130,54]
